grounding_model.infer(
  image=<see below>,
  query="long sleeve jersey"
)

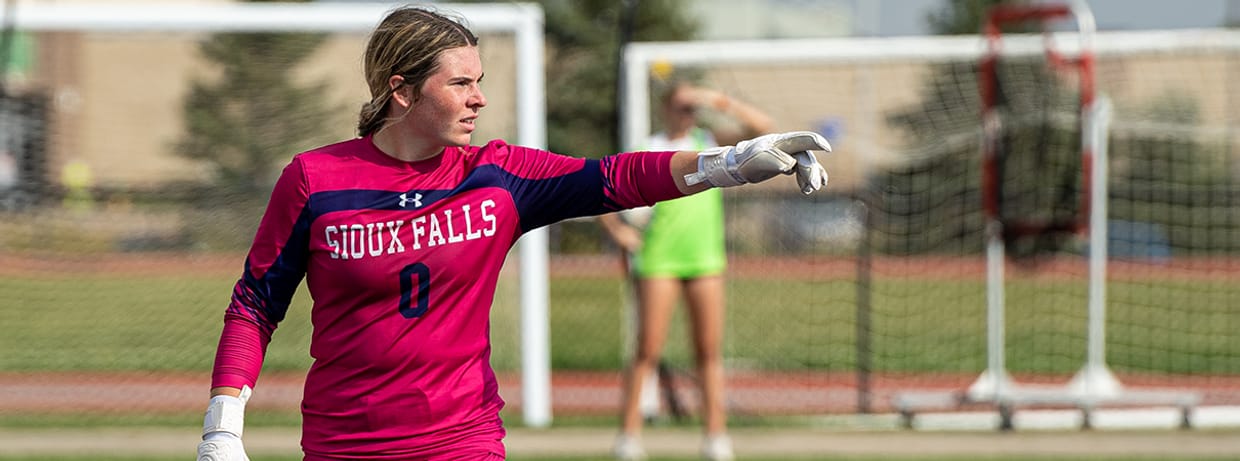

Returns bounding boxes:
[210,136,683,459]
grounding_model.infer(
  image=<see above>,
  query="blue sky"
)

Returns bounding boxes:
[321,0,1236,36]
[866,0,1232,36]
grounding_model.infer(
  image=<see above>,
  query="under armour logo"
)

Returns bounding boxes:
[399,192,423,208]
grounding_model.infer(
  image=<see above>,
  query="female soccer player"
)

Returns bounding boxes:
[197,5,829,460]
[600,82,775,461]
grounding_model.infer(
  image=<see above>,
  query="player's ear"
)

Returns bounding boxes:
[389,75,415,107]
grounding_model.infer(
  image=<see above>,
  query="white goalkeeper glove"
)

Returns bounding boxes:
[197,386,252,461]
[684,131,831,195]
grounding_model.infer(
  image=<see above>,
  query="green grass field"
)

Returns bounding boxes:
[2,271,1238,375]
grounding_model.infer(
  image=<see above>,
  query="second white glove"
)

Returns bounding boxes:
[197,386,252,461]
[198,431,249,461]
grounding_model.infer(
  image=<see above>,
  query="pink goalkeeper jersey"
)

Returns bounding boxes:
[210,136,682,459]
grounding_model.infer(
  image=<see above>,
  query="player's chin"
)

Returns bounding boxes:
[445,131,473,147]
[452,126,475,145]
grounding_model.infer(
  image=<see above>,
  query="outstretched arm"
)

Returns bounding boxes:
[596,130,831,222]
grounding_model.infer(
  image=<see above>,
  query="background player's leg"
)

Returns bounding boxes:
[684,274,732,460]
[616,276,680,458]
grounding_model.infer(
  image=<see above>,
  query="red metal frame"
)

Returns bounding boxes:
[980,3,1095,237]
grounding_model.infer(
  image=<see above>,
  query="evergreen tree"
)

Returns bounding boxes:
[926,0,1009,35]
[175,0,340,249]
[885,0,1230,257]
[457,0,696,157]
[877,0,1011,255]
[539,0,696,157]
[176,0,339,194]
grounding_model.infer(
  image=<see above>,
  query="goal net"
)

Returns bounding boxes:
[622,22,1240,421]
[0,1,547,423]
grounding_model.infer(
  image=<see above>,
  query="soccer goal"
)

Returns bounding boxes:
[0,1,553,427]
[621,3,1240,426]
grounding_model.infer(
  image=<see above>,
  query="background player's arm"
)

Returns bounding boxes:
[690,87,776,146]
[598,212,643,254]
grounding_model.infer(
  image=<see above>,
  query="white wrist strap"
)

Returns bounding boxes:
[203,385,251,439]
[684,146,744,188]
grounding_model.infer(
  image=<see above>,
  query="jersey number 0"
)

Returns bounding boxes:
[399,262,430,318]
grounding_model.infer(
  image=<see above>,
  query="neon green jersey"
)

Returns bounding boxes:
[633,128,726,278]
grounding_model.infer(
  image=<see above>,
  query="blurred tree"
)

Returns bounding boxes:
[927,0,1008,35]
[176,0,340,194]
[540,0,697,157]
[884,0,1233,257]
[1108,91,1238,254]
[175,0,341,250]
[460,0,697,157]
[876,0,1011,255]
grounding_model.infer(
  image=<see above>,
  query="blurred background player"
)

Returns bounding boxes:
[600,82,775,461]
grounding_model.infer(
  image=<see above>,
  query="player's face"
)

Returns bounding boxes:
[663,87,697,135]
[409,46,487,148]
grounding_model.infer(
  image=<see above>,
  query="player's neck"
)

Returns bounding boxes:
[373,128,443,163]
[666,126,693,141]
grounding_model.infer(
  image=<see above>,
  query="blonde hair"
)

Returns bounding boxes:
[357,5,479,137]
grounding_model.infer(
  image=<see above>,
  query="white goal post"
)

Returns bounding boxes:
[1,1,552,428]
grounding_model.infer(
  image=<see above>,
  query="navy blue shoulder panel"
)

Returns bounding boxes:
[511,158,608,232]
